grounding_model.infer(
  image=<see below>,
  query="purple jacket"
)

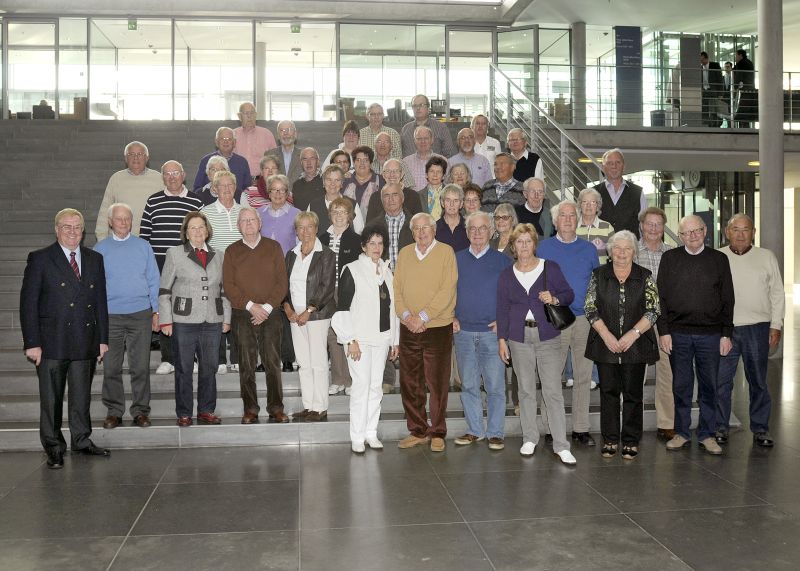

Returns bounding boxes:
[496,260,574,342]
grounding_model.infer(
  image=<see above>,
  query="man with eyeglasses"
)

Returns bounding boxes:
[506,128,543,184]
[716,214,783,448]
[394,212,458,453]
[537,200,600,447]
[140,161,203,375]
[400,94,457,158]
[21,208,110,468]
[360,103,402,160]
[367,158,423,221]
[452,211,512,451]
[402,125,447,192]
[657,215,734,455]
[637,207,676,441]
[193,126,251,194]
[95,141,163,241]
[234,102,277,178]
[592,148,647,238]
[515,177,554,238]
[480,152,524,212]
[372,133,415,189]
[448,128,492,188]
[291,147,324,212]
[265,120,303,190]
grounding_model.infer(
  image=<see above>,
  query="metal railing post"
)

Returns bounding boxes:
[506,81,512,133]
[560,132,568,200]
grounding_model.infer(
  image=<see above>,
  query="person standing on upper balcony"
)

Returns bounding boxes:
[700,52,724,127]
[592,148,647,238]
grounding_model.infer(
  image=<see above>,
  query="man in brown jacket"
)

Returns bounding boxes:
[223,207,290,423]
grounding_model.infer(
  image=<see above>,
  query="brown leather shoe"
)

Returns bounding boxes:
[103,415,122,429]
[133,415,151,428]
[292,409,310,419]
[197,412,222,425]
[241,411,260,424]
[177,416,192,427]
[269,411,290,423]
[306,411,320,421]
[316,410,328,421]
[657,428,676,441]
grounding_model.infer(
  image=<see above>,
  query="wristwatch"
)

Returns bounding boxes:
[633,327,642,336]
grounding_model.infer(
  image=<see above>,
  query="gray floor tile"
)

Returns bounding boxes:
[298,443,434,482]
[132,480,299,535]
[301,523,492,571]
[0,485,154,539]
[472,515,690,570]
[0,451,46,487]
[689,450,800,503]
[0,536,123,571]
[112,531,298,570]
[630,505,800,570]
[440,469,617,521]
[161,445,299,483]
[18,449,176,488]
[581,461,766,513]
[426,436,562,474]
[300,473,462,530]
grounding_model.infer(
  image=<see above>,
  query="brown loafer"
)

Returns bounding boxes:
[241,411,260,424]
[177,416,192,427]
[269,411,290,423]
[103,415,122,429]
[197,412,222,425]
[133,415,151,428]
[292,409,310,419]
[306,411,320,421]
[657,428,676,441]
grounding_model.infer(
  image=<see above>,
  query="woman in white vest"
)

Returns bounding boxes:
[331,224,399,453]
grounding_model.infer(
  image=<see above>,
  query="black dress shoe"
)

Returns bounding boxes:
[282,361,294,372]
[714,430,729,445]
[256,363,265,372]
[46,449,64,469]
[572,432,596,446]
[544,433,553,445]
[753,432,774,447]
[74,443,111,457]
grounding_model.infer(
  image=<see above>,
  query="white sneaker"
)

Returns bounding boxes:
[556,449,577,465]
[193,362,198,373]
[230,364,239,372]
[351,441,365,453]
[328,384,343,395]
[566,378,574,388]
[217,364,228,375]
[155,362,174,375]
[366,437,384,449]
[344,386,352,396]
[520,441,536,456]
[590,380,598,390]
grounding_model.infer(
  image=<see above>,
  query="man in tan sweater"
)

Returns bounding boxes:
[223,207,290,424]
[394,212,458,452]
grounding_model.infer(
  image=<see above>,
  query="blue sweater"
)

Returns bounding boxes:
[455,247,513,332]
[95,234,160,315]
[536,237,599,316]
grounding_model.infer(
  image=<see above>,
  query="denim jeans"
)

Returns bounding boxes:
[454,329,507,439]
[716,322,772,434]
[670,332,721,440]
[172,321,222,418]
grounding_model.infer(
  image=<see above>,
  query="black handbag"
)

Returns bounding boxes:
[542,261,575,330]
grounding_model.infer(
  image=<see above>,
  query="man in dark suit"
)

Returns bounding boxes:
[700,51,724,127]
[264,120,303,191]
[20,208,111,469]
[733,48,757,128]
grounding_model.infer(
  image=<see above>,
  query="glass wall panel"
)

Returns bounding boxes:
[59,18,87,118]
[174,25,188,120]
[176,20,253,120]
[257,22,335,121]
[90,19,172,120]
[7,21,56,118]
[447,29,491,119]
[538,28,571,118]
[416,26,445,103]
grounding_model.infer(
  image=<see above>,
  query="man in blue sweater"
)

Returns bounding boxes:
[94,203,160,429]
[453,211,513,450]
[537,200,600,446]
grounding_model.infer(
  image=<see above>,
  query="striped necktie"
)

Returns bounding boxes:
[69,251,81,280]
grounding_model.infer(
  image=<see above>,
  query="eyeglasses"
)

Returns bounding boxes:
[58,224,83,232]
[412,103,430,109]
[411,225,434,232]
[269,187,287,194]
[163,170,182,177]
[467,225,489,234]
[642,222,664,229]
[383,169,401,175]
[580,200,599,205]
[494,215,512,221]
[527,189,545,195]
[679,227,705,237]
[126,152,146,159]
[218,137,234,142]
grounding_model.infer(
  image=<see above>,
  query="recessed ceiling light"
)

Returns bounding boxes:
[748,160,760,166]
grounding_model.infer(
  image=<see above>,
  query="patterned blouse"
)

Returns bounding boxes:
[584,271,660,333]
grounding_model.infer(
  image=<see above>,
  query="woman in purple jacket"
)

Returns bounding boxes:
[497,223,577,465]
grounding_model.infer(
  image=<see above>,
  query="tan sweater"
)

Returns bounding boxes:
[223,237,288,310]
[393,241,457,328]
[95,168,164,240]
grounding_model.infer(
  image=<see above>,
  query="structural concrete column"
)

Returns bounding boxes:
[757,0,784,274]
[256,42,267,119]
[571,21,586,126]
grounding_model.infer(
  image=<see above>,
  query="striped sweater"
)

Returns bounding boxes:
[201,200,242,253]
[139,188,203,270]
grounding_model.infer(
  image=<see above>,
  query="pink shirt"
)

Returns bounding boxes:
[234,125,277,176]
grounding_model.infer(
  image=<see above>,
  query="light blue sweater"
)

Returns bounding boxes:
[536,237,599,316]
[95,234,160,315]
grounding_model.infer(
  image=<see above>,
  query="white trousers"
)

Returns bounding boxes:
[347,340,391,443]
[290,319,331,412]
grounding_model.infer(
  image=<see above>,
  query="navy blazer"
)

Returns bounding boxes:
[20,242,109,360]
[496,259,574,343]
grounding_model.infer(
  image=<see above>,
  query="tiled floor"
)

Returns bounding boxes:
[1,307,799,570]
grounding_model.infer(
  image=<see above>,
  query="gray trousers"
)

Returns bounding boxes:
[327,325,352,387]
[541,315,592,433]
[509,325,570,453]
[102,309,153,418]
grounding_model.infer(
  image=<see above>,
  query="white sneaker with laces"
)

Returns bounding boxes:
[230,364,239,372]
[556,449,577,465]
[590,380,598,390]
[520,441,536,456]
[155,362,174,375]
[328,384,343,395]
[351,441,366,453]
[365,437,383,449]
[566,378,574,388]
[193,362,198,374]
[217,364,228,375]
[344,386,352,396]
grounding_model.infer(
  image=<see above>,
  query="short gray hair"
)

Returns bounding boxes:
[161,160,184,175]
[413,125,433,140]
[493,203,518,226]
[551,200,578,221]
[466,210,494,235]
[410,212,435,229]
[124,140,149,158]
[216,126,235,140]
[606,230,639,260]
[726,212,754,229]
[577,187,603,215]
[107,202,132,222]
[206,155,229,175]
[441,183,464,202]
[602,147,624,163]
